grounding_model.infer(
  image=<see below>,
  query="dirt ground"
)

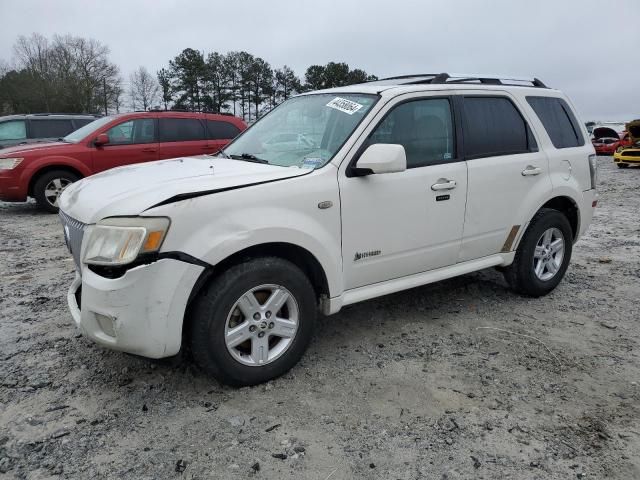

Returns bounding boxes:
[1,158,639,480]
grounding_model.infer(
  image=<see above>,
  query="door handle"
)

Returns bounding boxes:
[431,179,457,191]
[521,165,542,176]
[142,147,157,153]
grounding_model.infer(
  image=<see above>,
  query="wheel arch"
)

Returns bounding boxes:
[183,241,329,331]
[27,163,86,197]
[539,195,580,241]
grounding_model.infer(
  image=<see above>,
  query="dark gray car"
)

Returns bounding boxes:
[0,113,99,149]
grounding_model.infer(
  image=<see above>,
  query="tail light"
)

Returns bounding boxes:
[588,154,597,190]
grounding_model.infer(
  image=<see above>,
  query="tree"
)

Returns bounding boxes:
[169,48,205,111]
[304,62,376,91]
[304,65,325,91]
[203,52,232,112]
[157,68,173,110]
[129,66,159,111]
[272,66,301,106]
[10,33,120,114]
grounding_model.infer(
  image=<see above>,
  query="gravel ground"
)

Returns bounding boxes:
[1,158,639,480]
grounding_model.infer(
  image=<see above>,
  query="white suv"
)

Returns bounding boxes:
[59,73,597,386]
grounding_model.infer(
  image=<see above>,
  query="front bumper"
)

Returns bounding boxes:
[67,258,204,358]
[613,150,640,164]
[0,170,28,202]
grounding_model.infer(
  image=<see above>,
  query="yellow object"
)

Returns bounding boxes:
[613,119,640,165]
[143,230,165,252]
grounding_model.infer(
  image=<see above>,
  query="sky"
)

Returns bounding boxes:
[0,0,638,121]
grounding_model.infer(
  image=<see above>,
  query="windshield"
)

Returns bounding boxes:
[63,116,114,143]
[224,93,378,169]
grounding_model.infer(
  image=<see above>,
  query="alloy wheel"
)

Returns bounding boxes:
[533,227,565,281]
[224,284,299,366]
[44,178,73,208]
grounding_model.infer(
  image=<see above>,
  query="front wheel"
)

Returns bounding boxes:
[503,208,573,297]
[617,163,629,168]
[33,170,79,213]
[189,257,317,386]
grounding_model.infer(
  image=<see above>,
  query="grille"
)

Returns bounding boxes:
[59,210,86,271]
[621,150,640,157]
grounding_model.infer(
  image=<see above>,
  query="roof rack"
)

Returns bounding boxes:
[26,112,101,117]
[371,72,548,88]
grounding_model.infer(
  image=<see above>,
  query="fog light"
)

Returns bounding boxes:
[95,313,116,337]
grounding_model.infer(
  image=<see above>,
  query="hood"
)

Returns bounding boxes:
[626,119,640,143]
[592,127,620,141]
[59,156,310,223]
[0,141,73,156]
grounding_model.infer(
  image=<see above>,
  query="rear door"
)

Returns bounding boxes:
[91,116,159,173]
[158,116,210,159]
[458,93,551,261]
[206,118,243,152]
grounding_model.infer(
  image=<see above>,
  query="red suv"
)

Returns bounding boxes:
[0,111,246,212]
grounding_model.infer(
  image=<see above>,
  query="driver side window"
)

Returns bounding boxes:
[368,98,455,168]
[106,118,156,145]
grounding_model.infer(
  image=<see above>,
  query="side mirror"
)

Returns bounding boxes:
[353,143,407,175]
[94,133,110,146]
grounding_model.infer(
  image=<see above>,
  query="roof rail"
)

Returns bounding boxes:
[372,72,548,88]
[26,112,101,117]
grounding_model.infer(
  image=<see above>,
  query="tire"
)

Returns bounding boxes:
[189,257,317,386]
[617,163,629,168]
[33,170,79,213]
[503,208,573,297]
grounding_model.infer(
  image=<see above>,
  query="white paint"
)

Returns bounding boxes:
[59,81,596,359]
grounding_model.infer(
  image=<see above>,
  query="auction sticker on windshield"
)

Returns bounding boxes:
[326,97,364,115]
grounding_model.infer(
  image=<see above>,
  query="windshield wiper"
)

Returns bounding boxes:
[214,150,230,158]
[229,153,269,164]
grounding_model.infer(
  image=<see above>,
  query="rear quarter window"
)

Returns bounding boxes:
[29,119,75,139]
[526,96,585,149]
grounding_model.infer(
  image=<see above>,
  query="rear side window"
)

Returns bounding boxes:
[462,97,536,159]
[526,96,584,149]
[206,120,241,140]
[73,118,95,129]
[160,118,206,142]
[0,120,27,141]
[29,119,75,139]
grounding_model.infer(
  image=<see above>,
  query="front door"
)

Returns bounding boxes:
[339,96,468,290]
[92,117,159,173]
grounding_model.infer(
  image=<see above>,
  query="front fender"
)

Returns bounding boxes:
[23,155,92,186]
[151,171,343,296]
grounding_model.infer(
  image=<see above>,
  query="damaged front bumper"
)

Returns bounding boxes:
[67,258,204,358]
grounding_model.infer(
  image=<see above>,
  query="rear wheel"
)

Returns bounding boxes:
[33,170,79,213]
[503,208,573,297]
[189,257,317,386]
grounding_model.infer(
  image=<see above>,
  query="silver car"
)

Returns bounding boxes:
[0,113,98,149]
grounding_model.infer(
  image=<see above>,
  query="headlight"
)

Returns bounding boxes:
[83,217,170,266]
[0,158,23,170]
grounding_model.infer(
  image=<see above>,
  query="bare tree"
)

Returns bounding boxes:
[129,66,159,111]
[12,33,120,113]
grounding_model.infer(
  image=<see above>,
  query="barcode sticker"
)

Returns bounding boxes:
[326,97,364,115]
